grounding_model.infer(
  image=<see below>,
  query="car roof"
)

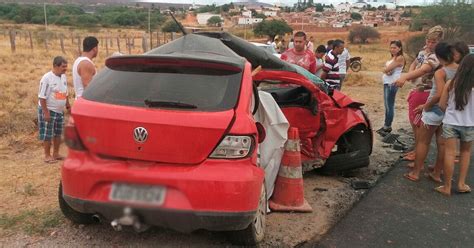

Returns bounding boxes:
[196,32,297,72]
[144,33,246,69]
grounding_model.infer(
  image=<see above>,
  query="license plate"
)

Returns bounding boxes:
[110,183,166,206]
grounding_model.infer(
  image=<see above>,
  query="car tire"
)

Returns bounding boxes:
[350,61,362,72]
[227,183,266,246]
[320,126,371,173]
[58,182,96,224]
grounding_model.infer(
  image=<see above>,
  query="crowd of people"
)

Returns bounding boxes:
[37,29,473,196]
[269,31,351,90]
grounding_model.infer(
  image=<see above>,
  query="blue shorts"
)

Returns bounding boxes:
[442,124,474,142]
[38,107,64,141]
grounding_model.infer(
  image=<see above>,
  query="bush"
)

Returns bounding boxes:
[348,26,380,44]
[253,20,292,39]
[161,20,180,33]
[405,33,426,59]
[351,12,362,21]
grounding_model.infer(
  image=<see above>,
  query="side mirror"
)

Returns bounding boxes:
[256,122,266,143]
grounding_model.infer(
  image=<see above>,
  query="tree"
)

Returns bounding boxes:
[254,20,293,39]
[207,16,222,26]
[411,3,474,42]
[348,26,381,44]
[161,20,180,33]
[351,12,362,21]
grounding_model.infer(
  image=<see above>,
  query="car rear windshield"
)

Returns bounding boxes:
[82,65,243,111]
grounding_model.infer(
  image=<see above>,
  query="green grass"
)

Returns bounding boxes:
[0,209,64,235]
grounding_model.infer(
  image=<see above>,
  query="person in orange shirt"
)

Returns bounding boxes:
[38,56,70,163]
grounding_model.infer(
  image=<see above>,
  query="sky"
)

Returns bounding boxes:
[138,0,433,6]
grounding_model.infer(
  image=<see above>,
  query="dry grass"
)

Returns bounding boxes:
[0,24,420,238]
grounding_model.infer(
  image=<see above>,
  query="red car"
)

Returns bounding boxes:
[59,32,372,245]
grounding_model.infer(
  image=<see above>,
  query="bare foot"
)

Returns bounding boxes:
[434,186,451,196]
[426,172,442,183]
[404,172,419,182]
[457,184,471,193]
[44,156,57,164]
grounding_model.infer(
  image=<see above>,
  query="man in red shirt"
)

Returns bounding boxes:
[281,31,316,74]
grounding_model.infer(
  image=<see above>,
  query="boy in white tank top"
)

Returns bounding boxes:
[73,36,98,99]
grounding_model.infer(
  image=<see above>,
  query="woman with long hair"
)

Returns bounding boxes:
[377,40,405,135]
[405,42,458,182]
[436,54,474,196]
[395,26,444,162]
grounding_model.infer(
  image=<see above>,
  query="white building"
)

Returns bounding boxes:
[196,13,222,25]
[242,10,252,17]
[335,3,351,12]
[263,11,277,17]
[238,17,263,25]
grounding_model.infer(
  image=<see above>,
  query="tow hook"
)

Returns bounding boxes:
[110,207,150,232]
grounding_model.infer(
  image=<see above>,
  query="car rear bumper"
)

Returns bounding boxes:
[61,150,264,231]
[63,194,256,232]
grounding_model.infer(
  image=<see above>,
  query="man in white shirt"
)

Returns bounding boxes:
[338,42,351,86]
[307,36,315,53]
[73,36,98,98]
[38,56,70,163]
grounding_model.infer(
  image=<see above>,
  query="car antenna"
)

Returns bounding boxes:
[168,11,187,35]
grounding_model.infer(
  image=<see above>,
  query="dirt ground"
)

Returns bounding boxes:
[0,69,414,247]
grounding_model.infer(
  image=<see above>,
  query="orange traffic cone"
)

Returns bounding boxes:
[269,127,312,212]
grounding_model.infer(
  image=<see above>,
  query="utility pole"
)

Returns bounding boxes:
[148,7,151,34]
[44,3,48,30]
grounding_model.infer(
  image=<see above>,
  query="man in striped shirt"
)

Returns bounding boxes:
[321,39,345,90]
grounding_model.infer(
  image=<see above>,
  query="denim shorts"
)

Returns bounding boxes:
[442,124,474,142]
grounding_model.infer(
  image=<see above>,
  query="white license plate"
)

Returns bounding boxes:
[110,183,166,205]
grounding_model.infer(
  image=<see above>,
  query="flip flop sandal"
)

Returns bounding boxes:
[404,173,419,182]
[425,172,442,183]
[434,186,451,196]
[457,185,471,194]
[44,159,57,164]
[402,154,415,161]
[54,156,65,161]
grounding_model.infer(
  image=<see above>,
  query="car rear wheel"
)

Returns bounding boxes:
[58,182,96,224]
[227,184,266,245]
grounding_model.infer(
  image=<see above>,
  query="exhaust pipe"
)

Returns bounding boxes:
[110,207,149,232]
[92,214,101,223]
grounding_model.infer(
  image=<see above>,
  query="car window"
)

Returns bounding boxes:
[83,66,242,111]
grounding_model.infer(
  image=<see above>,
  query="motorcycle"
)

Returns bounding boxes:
[349,56,362,72]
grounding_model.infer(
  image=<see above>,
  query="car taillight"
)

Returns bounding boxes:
[209,135,253,159]
[64,118,86,151]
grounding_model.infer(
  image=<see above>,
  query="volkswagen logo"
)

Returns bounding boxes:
[133,127,148,143]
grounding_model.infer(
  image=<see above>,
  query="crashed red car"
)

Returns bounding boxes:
[59,32,372,245]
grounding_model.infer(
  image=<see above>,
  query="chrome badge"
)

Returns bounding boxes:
[133,127,148,143]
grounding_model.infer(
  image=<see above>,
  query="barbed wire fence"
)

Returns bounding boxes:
[0,28,182,56]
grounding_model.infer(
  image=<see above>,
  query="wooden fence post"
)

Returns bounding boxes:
[156,30,161,47]
[28,31,33,51]
[44,33,49,52]
[77,36,81,55]
[59,34,66,54]
[109,36,113,47]
[116,36,121,53]
[126,36,132,54]
[149,31,153,49]
[9,29,16,53]
[142,34,148,53]
[105,36,109,56]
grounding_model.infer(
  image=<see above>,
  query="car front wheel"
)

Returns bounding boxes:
[227,183,266,245]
